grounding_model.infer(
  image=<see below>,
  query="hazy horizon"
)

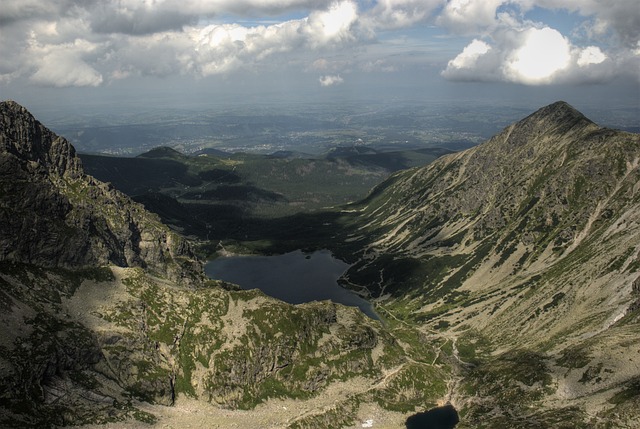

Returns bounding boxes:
[1,0,638,128]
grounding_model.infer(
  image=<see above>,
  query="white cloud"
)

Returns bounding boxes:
[319,74,344,86]
[447,39,491,70]
[0,1,345,40]
[440,0,639,85]
[503,27,571,84]
[435,0,640,54]
[442,26,624,85]
[28,38,104,87]
[0,0,362,84]
[364,0,441,30]
[181,1,358,76]
[577,45,606,66]
[437,0,505,34]
[532,0,640,48]
[305,1,358,47]
[0,0,637,88]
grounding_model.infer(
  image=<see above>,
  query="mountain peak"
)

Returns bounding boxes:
[1,100,26,112]
[0,101,201,281]
[515,100,595,134]
[529,100,592,122]
[138,146,186,159]
[0,100,82,178]
[487,101,597,150]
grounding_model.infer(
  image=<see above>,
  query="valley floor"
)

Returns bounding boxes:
[75,390,409,429]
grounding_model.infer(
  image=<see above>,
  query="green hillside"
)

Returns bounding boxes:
[81,146,450,243]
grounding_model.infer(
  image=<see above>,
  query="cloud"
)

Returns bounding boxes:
[181,1,358,76]
[311,58,330,70]
[0,0,87,25]
[28,38,104,87]
[319,74,344,86]
[363,0,441,30]
[439,0,639,85]
[360,59,397,73]
[502,27,571,84]
[0,0,637,88]
[446,39,492,70]
[442,25,624,85]
[89,4,195,35]
[305,1,358,47]
[577,45,606,66]
[533,0,640,48]
[435,0,640,47]
[0,0,361,84]
[0,0,340,33]
[86,1,342,36]
[437,0,505,34]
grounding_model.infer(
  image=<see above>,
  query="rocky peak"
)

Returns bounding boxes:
[345,101,639,305]
[524,100,592,125]
[496,100,596,148]
[0,100,82,179]
[0,101,202,283]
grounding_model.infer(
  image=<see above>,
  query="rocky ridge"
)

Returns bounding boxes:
[0,100,200,283]
[338,101,640,427]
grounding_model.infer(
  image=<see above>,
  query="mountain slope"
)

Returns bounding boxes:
[3,100,638,428]
[0,101,423,428]
[337,101,640,427]
[0,101,200,282]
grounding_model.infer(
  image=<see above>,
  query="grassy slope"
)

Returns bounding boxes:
[0,261,454,427]
[317,105,640,428]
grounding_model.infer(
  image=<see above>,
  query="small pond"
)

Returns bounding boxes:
[405,404,459,429]
[204,249,378,319]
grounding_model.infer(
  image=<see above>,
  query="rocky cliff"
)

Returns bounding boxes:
[0,101,201,283]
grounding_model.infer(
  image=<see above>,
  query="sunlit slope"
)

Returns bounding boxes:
[339,101,640,426]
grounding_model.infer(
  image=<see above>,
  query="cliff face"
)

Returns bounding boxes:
[0,101,83,178]
[0,101,201,283]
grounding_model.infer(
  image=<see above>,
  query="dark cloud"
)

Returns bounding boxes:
[90,7,197,35]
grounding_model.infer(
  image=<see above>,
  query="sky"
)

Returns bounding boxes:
[0,0,639,117]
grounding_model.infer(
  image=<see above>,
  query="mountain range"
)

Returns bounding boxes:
[0,100,638,428]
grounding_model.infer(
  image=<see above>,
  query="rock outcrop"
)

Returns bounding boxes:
[0,101,201,284]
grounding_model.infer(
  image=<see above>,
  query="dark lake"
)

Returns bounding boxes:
[204,250,378,319]
[405,405,459,429]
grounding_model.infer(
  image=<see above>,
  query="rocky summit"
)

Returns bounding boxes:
[0,100,639,428]
[0,101,200,282]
